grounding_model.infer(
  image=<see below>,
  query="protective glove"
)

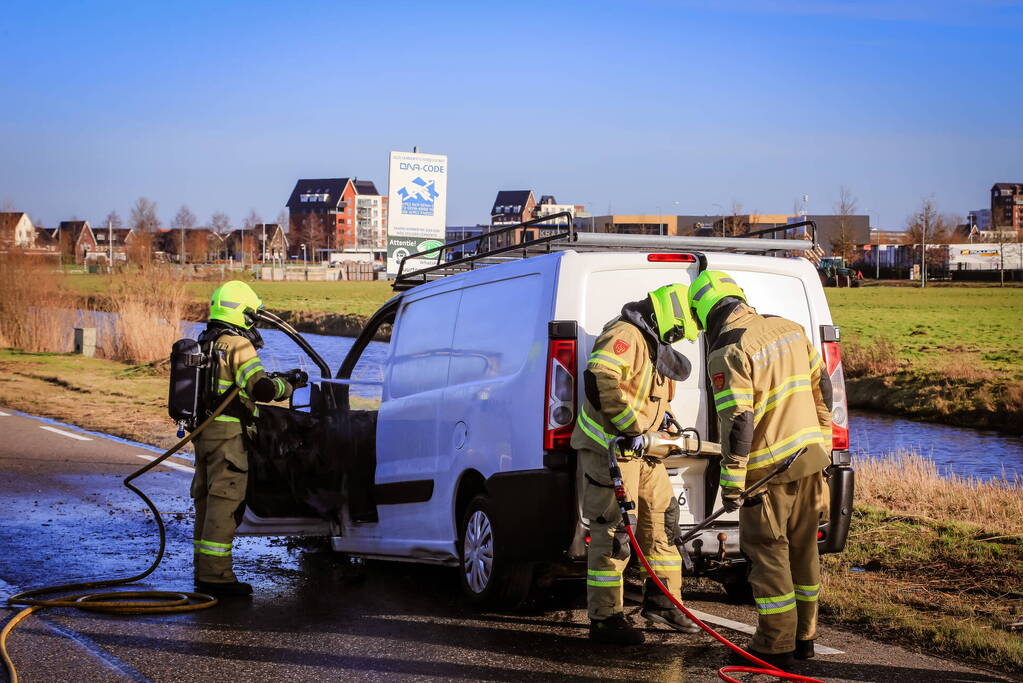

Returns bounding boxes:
[721,489,743,512]
[272,368,308,389]
[618,435,647,456]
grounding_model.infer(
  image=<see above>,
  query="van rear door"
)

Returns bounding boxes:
[565,254,711,527]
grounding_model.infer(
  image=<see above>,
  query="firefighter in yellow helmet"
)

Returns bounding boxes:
[688,271,833,666]
[192,281,307,596]
[571,284,701,645]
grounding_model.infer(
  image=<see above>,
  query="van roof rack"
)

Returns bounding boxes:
[392,213,819,291]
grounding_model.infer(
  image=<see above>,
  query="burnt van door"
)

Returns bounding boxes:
[236,301,398,537]
[237,404,333,536]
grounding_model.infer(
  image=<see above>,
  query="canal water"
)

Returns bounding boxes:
[849,409,1023,482]
[80,311,1023,482]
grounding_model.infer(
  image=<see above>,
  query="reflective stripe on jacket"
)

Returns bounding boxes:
[707,304,832,488]
[571,319,672,453]
[209,334,291,425]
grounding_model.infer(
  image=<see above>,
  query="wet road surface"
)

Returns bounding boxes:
[0,407,1017,683]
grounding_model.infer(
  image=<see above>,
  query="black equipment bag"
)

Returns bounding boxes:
[168,338,211,429]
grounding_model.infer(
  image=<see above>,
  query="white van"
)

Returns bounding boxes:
[239,228,854,605]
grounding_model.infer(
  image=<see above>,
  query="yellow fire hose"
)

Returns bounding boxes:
[1,387,241,683]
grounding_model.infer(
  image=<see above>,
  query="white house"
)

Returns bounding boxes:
[0,212,36,249]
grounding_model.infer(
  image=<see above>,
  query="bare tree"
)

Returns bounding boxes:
[104,210,123,230]
[130,198,160,233]
[170,205,197,264]
[988,211,1011,287]
[239,209,263,266]
[276,209,289,232]
[209,211,231,234]
[717,200,746,237]
[830,186,858,262]
[291,213,327,263]
[187,230,210,264]
[127,230,154,264]
[243,209,262,232]
[905,197,953,286]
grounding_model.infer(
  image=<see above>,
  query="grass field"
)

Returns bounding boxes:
[825,287,1023,378]
[825,287,1023,432]
[62,274,395,319]
[249,280,394,317]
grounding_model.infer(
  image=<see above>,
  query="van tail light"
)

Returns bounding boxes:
[822,341,850,451]
[544,337,577,450]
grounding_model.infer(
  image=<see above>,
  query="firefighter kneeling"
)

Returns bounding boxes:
[571,284,701,645]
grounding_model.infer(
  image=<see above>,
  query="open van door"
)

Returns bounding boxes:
[237,301,394,538]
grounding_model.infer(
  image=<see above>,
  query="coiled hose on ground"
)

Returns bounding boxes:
[1,387,240,683]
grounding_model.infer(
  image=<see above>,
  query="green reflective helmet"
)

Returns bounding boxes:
[687,270,747,330]
[209,280,263,329]
[648,283,698,343]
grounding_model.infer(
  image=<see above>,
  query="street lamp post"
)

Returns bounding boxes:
[875,226,881,280]
[301,243,307,267]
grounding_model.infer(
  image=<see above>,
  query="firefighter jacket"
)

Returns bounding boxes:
[571,319,673,453]
[707,303,833,490]
[202,328,292,437]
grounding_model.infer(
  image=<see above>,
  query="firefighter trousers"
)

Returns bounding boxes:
[579,448,683,620]
[191,429,249,584]
[740,470,829,653]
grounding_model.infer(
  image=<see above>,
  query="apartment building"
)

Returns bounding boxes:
[991,183,1023,230]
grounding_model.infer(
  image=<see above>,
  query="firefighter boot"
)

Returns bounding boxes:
[729,646,795,668]
[640,578,701,634]
[196,580,253,597]
[589,613,645,645]
[795,639,815,660]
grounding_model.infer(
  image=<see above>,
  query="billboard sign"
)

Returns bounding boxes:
[948,243,1022,269]
[386,150,448,276]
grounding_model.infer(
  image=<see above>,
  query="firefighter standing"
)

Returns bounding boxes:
[192,281,307,597]
[687,271,833,666]
[571,284,701,645]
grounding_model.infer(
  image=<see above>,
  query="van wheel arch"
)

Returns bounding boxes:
[454,469,486,528]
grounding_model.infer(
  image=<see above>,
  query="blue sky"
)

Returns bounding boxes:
[1,0,1020,229]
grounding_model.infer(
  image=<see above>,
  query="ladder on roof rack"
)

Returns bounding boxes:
[392,213,820,291]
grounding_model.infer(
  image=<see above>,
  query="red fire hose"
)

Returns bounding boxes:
[607,439,826,683]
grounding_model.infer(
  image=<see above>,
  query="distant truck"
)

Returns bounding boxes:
[819,256,862,287]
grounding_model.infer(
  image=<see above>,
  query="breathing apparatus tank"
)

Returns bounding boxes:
[168,337,213,436]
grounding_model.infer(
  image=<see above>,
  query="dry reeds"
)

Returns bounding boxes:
[108,266,190,364]
[855,451,1023,536]
[842,335,904,377]
[0,252,74,352]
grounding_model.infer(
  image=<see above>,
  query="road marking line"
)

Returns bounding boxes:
[0,577,150,682]
[10,409,187,459]
[687,609,844,655]
[136,454,194,475]
[39,425,92,441]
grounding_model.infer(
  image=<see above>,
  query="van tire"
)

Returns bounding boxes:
[458,494,533,608]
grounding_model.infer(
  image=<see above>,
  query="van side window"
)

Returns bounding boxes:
[336,306,395,412]
[388,290,460,398]
[348,334,389,412]
[448,275,542,386]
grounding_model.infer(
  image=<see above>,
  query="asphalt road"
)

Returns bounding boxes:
[0,406,1017,683]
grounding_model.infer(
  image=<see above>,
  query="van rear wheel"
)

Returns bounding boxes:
[458,494,533,608]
